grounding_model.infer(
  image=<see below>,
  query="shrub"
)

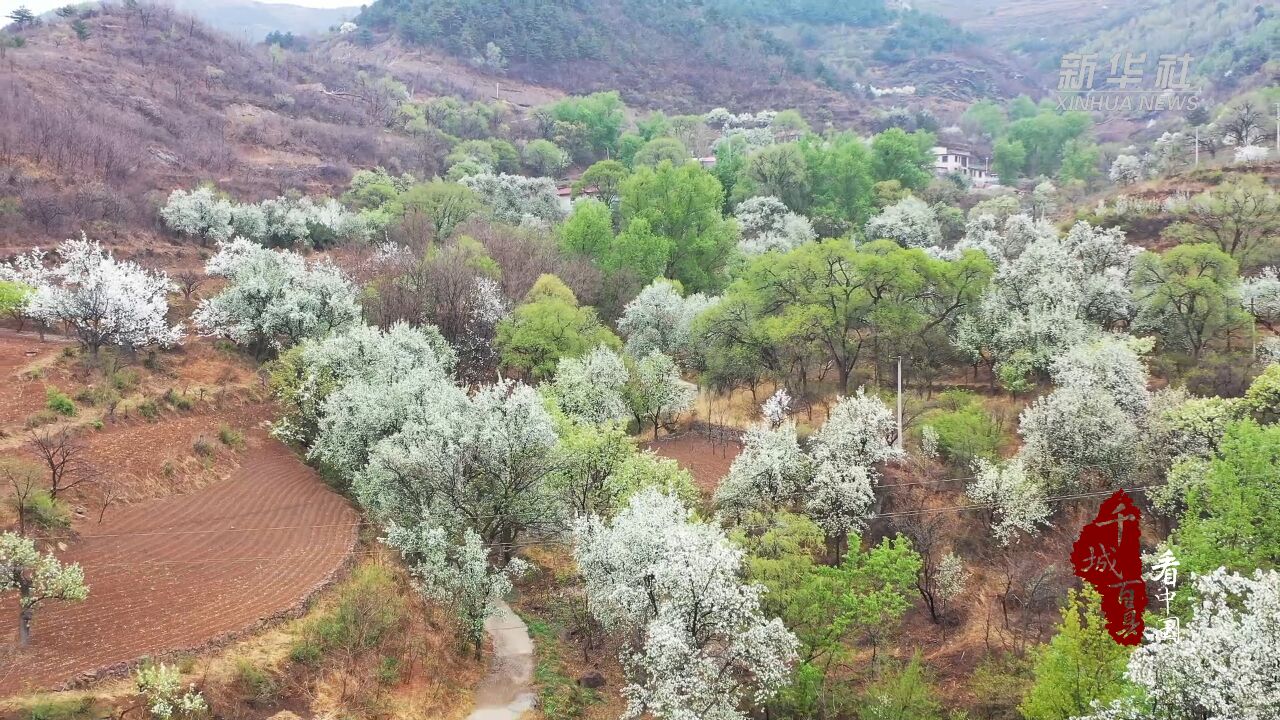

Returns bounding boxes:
[375,656,402,686]
[926,399,1003,465]
[163,389,192,411]
[111,368,142,392]
[138,400,160,420]
[217,424,244,448]
[290,563,406,665]
[232,659,278,705]
[19,490,73,530]
[76,384,121,409]
[46,388,76,416]
[192,436,216,458]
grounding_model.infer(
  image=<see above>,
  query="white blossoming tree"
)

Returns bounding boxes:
[383,523,526,658]
[193,238,361,356]
[760,387,792,428]
[460,172,565,226]
[17,236,183,355]
[735,196,816,255]
[547,346,630,425]
[574,489,798,720]
[625,351,697,440]
[1049,334,1151,421]
[1017,384,1140,489]
[1241,266,1280,330]
[1,531,89,646]
[355,380,562,564]
[271,321,456,447]
[716,388,900,555]
[1078,569,1280,720]
[1109,154,1143,185]
[864,196,943,249]
[159,186,235,243]
[617,279,718,366]
[966,457,1051,544]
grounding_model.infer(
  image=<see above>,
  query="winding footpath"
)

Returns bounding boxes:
[467,601,536,720]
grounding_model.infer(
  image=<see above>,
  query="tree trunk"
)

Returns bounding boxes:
[19,605,32,646]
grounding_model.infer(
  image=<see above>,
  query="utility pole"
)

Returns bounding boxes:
[1251,297,1258,360]
[1274,102,1279,157]
[1195,126,1200,167]
[895,356,904,452]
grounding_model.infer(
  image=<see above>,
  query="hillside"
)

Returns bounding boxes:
[160,0,359,42]
[349,0,1041,120]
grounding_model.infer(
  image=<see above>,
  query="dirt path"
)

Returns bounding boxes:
[0,443,358,696]
[467,601,535,720]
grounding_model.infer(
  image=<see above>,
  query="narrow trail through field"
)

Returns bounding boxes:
[467,601,535,720]
[0,443,358,696]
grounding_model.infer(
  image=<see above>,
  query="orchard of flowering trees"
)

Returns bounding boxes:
[5,91,1279,720]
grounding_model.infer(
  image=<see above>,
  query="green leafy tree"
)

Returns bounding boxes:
[993,139,1028,183]
[961,99,1007,139]
[1133,244,1249,360]
[545,91,626,162]
[399,180,481,242]
[861,655,945,720]
[619,161,736,293]
[739,513,921,718]
[71,18,90,41]
[800,132,876,234]
[1164,175,1280,269]
[558,198,614,260]
[521,139,570,177]
[571,159,627,211]
[871,128,935,191]
[736,143,811,211]
[1019,587,1131,720]
[633,137,689,168]
[1172,419,1280,576]
[496,275,620,380]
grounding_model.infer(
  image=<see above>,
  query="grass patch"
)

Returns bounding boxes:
[24,409,60,429]
[22,697,98,720]
[233,658,280,706]
[525,615,599,720]
[218,424,245,448]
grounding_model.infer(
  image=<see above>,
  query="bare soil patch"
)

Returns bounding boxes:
[0,442,358,696]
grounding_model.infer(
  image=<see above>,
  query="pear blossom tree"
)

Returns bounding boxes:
[1017,384,1140,489]
[966,457,1051,544]
[716,389,900,555]
[271,321,456,447]
[354,380,562,564]
[760,387,792,428]
[1109,154,1143,185]
[625,351,697,440]
[734,196,816,255]
[159,186,236,243]
[460,172,565,226]
[193,238,361,356]
[1241,267,1280,330]
[954,221,1136,388]
[384,523,527,657]
[16,236,183,355]
[1049,334,1151,421]
[1078,568,1280,720]
[1,531,89,646]
[547,346,629,425]
[864,195,943,249]
[617,279,718,366]
[574,489,798,720]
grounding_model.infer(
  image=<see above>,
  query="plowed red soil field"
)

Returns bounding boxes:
[645,433,741,493]
[0,443,358,696]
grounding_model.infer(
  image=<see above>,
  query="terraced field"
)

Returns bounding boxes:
[0,443,358,695]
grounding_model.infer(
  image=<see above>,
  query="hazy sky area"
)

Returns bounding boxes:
[5,0,359,15]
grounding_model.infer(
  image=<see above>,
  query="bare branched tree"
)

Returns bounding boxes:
[26,427,95,500]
